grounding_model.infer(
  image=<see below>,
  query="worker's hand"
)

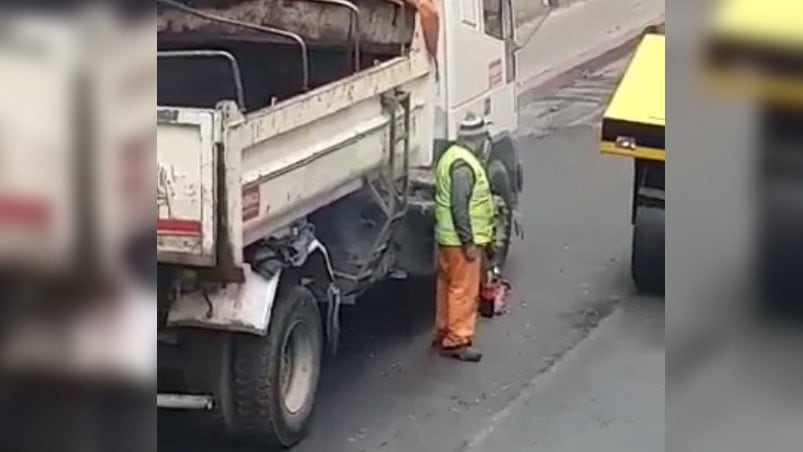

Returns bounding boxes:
[463,244,479,262]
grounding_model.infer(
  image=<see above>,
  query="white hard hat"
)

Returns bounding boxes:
[457,113,488,140]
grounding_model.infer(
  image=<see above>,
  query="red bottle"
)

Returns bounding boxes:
[480,268,499,318]
[480,266,510,318]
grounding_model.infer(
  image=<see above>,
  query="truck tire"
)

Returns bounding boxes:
[488,159,514,268]
[631,206,665,293]
[230,285,323,448]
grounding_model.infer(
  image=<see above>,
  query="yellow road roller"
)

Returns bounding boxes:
[601,33,665,293]
[704,0,803,313]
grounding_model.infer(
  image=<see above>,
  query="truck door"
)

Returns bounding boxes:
[442,0,518,139]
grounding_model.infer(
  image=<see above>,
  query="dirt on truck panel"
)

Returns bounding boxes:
[157,0,417,49]
[600,33,665,162]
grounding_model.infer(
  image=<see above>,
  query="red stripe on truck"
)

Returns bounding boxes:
[0,196,49,226]
[157,219,202,236]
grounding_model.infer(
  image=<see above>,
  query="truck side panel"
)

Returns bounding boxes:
[236,81,431,246]
[225,18,433,247]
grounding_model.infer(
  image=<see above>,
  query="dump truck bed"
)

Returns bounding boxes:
[156,12,433,270]
[157,0,417,51]
[601,33,665,162]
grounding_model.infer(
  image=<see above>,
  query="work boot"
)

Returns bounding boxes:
[432,338,472,348]
[439,345,482,362]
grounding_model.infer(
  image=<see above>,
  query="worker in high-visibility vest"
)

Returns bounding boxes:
[433,113,495,362]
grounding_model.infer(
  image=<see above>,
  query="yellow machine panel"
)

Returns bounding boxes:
[705,0,803,105]
[601,34,665,162]
[710,0,803,51]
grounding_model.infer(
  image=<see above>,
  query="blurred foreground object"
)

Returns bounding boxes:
[0,7,156,452]
[0,7,155,383]
[600,32,665,293]
[0,9,155,283]
[704,0,803,318]
[0,15,80,276]
[704,0,803,106]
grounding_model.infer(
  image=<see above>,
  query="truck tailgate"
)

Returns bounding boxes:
[157,108,219,267]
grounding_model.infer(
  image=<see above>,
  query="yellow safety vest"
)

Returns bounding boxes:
[434,145,494,246]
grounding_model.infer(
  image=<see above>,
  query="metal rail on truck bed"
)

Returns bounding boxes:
[157,0,415,57]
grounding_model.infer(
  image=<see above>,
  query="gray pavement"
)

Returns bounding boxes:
[515,0,663,85]
[463,295,664,452]
[514,0,595,27]
[513,0,551,26]
[519,56,628,139]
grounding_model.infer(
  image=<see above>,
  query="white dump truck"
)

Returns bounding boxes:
[156,0,523,446]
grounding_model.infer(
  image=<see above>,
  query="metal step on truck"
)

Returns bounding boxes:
[156,0,523,447]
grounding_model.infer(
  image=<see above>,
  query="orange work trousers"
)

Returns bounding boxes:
[434,246,481,348]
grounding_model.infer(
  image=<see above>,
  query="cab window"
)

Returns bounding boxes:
[483,0,503,40]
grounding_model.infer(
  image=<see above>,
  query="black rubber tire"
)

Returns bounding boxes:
[631,206,665,293]
[230,285,323,448]
[488,160,514,268]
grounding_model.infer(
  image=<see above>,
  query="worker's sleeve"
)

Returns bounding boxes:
[449,161,475,246]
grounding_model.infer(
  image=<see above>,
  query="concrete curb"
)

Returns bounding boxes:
[517,14,665,105]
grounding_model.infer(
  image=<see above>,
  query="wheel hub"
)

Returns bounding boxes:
[279,320,314,414]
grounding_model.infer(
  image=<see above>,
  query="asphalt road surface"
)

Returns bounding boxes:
[159,56,665,452]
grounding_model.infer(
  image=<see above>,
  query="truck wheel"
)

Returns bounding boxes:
[231,285,323,448]
[488,160,514,268]
[631,206,665,293]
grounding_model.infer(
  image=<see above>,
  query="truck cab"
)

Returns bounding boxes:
[436,0,518,143]
[401,0,522,274]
